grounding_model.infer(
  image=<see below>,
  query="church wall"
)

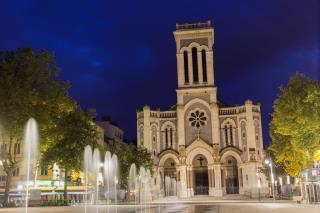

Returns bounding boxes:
[136,21,267,198]
[183,94,210,105]
[159,119,178,152]
[184,102,212,146]
[218,116,239,149]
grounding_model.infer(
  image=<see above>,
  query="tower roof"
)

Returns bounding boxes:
[175,20,212,31]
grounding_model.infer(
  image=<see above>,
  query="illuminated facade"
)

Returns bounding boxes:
[137,21,268,197]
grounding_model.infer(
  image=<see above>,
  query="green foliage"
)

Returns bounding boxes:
[108,142,152,188]
[258,152,286,181]
[269,73,320,177]
[0,48,74,143]
[42,108,99,172]
[0,48,74,204]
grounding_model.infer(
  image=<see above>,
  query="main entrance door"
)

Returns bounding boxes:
[192,154,209,195]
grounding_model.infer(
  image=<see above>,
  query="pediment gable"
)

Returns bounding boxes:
[186,138,212,155]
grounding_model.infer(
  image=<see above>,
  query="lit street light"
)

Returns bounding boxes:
[265,159,275,201]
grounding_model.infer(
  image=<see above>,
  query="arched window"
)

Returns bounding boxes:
[139,127,144,146]
[192,47,199,83]
[254,120,261,157]
[170,128,173,147]
[229,126,233,146]
[201,50,207,82]
[224,125,228,146]
[165,128,168,149]
[183,51,189,84]
[240,121,247,151]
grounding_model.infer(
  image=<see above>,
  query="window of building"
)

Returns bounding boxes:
[201,50,207,82]
[224,125,228,145]
[0,176,6,182]
[165,128,168,149]
[188,109,207,128]
[183,51,189,84]
[13,168,19,177]
[192,47,198,83]
[169,128,173,147]
[14,143,20,155]
[139,127,144,146]
[41,166,48,176]
[229,126,233,146]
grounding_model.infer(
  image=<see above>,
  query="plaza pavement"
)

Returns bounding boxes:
[0,202,319,213]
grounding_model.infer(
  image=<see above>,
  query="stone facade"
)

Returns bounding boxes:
[137,20,268,198]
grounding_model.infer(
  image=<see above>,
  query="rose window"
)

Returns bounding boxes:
[188,109,207,128]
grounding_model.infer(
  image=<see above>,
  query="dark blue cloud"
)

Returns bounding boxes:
[0,0,319,145]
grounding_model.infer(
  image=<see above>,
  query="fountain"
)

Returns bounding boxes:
[23,118,39,213]
[128,164,137,201]
[18,118,164,213]
[83,145,93,213]
[103,151,111,203]
[82,146,164,213]
[165,176,177,196]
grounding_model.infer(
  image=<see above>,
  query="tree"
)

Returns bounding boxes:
[110,143,152,189]
[42,108,99,203]
[258,151,286,181]
[269,73,320,177]
[0,48,74,205]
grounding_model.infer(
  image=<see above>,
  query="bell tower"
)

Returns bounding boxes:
[173,20,215,88]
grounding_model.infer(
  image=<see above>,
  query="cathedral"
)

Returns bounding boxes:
[137,20,267,198]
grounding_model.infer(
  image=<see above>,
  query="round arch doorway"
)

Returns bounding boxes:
[192,154,209,195]
[223,156,239,194]
[163,158,177,196]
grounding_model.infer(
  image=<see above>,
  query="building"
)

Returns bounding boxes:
[301,161,320,203]
[96,120,124,146]
[137,20,267,198]
[0,122,105,202]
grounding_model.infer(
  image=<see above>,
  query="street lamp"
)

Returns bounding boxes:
[264,159,275,201]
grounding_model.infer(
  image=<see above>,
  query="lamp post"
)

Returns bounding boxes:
[265,159,275,201]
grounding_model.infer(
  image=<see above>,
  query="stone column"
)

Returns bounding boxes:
[210,103,220,146]
[211,169,215,188]
[206,51,214,85]
[190,167,194,196]
[245,100,256,160]
[188,52,193,85]
[197,51,203,84]
[212,164,223,196]
[208,165,215,196]
[143,106,151,151]
[186,167,190,196]
[186,166,193,197]
[208,167,212,188]
[176,53,184,87]
[178,165,188,198]
[177,105,185,147]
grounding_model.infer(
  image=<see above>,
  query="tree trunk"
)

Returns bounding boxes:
[64,169,68,205]
[4,168,12,205]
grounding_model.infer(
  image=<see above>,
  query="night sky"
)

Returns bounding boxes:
[1,1,319,146]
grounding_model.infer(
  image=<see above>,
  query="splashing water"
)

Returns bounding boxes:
[24,118,39,213]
